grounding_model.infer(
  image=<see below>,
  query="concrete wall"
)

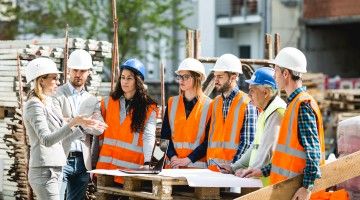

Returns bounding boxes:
[271,0,302,49]
[302,23,360,77]
[214,24,261,59]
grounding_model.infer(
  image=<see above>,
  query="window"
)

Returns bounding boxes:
[219,27,234,38]
[239,45,251,58]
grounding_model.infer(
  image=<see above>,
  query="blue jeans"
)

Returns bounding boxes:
[60,155,89,200]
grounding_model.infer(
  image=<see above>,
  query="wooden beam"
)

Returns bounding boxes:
[264,34,273,60]
[274,33,280,57]
[198,57,273,66]
[235,150,360,200]
[194,30,201,59]
[186,29,194,58]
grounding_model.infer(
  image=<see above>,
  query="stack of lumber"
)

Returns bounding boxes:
[279,73,326,109]
[302,73,326,109]
[325,89,360,111]
[0,38,112,200]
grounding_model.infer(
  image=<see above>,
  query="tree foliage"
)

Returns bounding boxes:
[0,0,190,61]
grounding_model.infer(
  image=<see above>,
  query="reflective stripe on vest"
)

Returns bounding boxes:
[96,96,157,182]
[98,156,142,169]
[208,94,246,150]
[169,95,212,150]
[270,91,325,184]
[168,95,211,169]
[207,92,249,170]
[249,96,286,166]
[102,137,143,153]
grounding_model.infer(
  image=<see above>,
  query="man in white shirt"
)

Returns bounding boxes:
[53,49,105,200]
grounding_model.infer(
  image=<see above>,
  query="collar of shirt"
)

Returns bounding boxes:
[287,86,306,104]
[67,82,85,95]
[183,96,198,108]
[183,96,198,118]
[222,86,239,102]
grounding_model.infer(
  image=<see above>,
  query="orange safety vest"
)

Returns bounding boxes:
[96,96,157,183]
[167,95,212,168]
[270,91,325,184]
[207,91,249,171]
[310,189,349,200]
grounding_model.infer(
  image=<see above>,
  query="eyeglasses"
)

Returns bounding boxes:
[176,74,192,81]
[43,75,59,81]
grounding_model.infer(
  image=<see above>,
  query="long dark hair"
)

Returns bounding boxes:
[110,68,157,133]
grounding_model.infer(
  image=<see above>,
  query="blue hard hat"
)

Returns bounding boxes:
[245,67,277,89]
[120,58,146,80]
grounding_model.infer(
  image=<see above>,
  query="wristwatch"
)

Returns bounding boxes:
[305,185,314,193]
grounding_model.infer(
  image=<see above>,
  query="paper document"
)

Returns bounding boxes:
[78,96,100,117]
[159,169,263,188]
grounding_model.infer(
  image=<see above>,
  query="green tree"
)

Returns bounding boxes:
[1,0,190,61]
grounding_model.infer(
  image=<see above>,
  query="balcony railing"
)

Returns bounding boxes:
[216,0,258,18]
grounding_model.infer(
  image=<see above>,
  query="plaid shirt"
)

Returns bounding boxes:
[261,87,321,188]
[222,87,257,163]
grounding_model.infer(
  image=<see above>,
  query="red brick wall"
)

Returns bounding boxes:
[304,0,360,19]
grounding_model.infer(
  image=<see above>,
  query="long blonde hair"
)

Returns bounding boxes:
[27,75,47,102]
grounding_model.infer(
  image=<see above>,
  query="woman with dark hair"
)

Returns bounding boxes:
[161,58,212,168]
[96,58,158,184]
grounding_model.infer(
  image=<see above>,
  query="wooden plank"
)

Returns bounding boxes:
[235,150,360,200]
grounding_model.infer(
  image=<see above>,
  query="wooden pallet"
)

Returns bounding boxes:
[96,174,257,200]
[326,89,360,102]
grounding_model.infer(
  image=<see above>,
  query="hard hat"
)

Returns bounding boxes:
[176,58,206,81]
[245,67,277,89]
[272,47,307,73]
[121,58,146,80]
[211,54,242,74]
[25,57,62,84]
[68,49,93,70]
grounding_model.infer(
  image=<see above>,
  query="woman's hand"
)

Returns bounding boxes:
[171,157,191,168]
[69,115,108,131]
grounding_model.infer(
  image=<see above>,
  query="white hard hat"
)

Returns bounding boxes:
[211,54,242,74]
[68,49,93,70]
[272,47,307,73]
[25,57,62,84]
[176,58,206,81]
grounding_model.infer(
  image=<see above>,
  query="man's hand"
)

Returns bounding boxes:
[219,163,233,174]
[170,157,191,168]
[291,187,311,200]
[237,168,262,178]
[234,169,244,177]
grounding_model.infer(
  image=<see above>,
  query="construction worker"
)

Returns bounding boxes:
[53,49,107,200]
[23,58,101,200]
[207,54,258,171]
[96,58,158,184]
[219,67,286,186]
[161,58,211,168]
[242,47,325,200]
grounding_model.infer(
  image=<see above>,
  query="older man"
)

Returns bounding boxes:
[242,47,325,200]
[220,67,286,186]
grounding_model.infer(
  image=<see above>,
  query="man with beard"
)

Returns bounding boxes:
[53,49,105,200]
[207,54,257,172]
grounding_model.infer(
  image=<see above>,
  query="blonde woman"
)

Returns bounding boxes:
[161,58,212,168]
[23,58,104,200]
